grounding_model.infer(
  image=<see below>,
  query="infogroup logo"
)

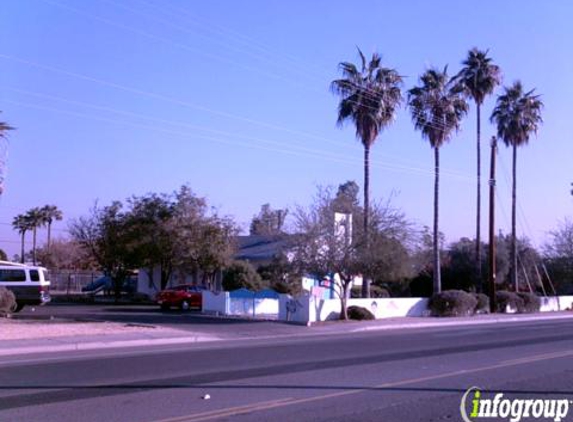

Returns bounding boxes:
[460,387,571,422]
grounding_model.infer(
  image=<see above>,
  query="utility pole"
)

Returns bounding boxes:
[488,137,497,313]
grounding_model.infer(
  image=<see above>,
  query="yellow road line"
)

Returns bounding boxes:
[150,398,294,422]
[146,348,573,422]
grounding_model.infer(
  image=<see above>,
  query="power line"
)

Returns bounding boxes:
[4,97,475,183]
[4,86,475,181]
[38,1,458,135]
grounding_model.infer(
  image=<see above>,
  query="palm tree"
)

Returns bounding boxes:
[0,112,14,195]
[408,67,469,293]
[491,81,543,291]
[455,48,502,291]
[12,214,32,263]
[0,112,14,138]
[26,207,45,265]
[41,205,63,250]
[331,48,403,298]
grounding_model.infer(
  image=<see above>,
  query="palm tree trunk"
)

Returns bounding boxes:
[475,103,482,292]
[32,227,37,265]
[433,147,441,294]
[47,222,52,251]
[20,232,25,263]
[362,144,371,298]
[511,142,518,291]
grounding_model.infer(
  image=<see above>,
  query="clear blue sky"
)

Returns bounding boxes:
[1,0,572,257]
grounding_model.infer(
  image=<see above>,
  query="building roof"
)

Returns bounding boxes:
[234,235,292,263]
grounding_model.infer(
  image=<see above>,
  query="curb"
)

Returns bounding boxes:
[351,312,573,333]
[0,335,220,357]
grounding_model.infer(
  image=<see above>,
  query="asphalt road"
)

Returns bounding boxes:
[1,317,573,422]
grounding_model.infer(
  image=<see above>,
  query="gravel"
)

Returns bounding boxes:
[0,318,187,340]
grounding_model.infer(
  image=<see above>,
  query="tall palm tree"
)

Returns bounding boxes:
[408,67,469,293]
[491,81,543,291]
[41,205,63,250]
[0,112,14,195]
[0,112,14,138]
[26,207,45,265]
[331,48,403,298]
[12,214,32,263]
[455,48,502,292]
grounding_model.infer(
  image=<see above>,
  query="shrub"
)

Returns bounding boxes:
[0,287,16,315]
[350,286,362,298]
[429,290,478,317]
[222,260,264,291]
[371,285,390,298]
[495,291,524,313]
[351,285,390,298]
[517,292,541,313]
[472,293,490,314]
[347,306,375,321]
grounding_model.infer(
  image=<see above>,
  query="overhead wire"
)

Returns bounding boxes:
[0,55,474,180]
[3,86,474,182]
[4,97,476,183]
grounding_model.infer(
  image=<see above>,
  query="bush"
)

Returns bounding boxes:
[347,306,375,321]
[371,285,390,298]
[351,285,390,298]
[222,260,264,291]
[0,287,16,315]
[495,291,524,313]
[472,293,490,314]
[517,292,541,313]
[429,290,478,317]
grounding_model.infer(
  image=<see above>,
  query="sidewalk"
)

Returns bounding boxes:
[1,311,572,358]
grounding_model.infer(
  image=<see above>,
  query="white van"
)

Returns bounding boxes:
[0,261,51,312]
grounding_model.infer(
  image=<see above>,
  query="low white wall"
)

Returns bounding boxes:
[279,294,314,325]
[229,298,279,317]
[277,296,429,324]
[540,295,573,312]
[311,297,430,321]
[202,291,230,315]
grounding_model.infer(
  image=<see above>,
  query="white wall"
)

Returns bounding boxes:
[229,298,279,317]
[202,291,230,315]
[276,296,430,324]
[540,295,573,312]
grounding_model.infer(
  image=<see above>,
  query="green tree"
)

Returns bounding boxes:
[69,201,131,299]
[40,205,63,251]
[331,48,403,298]
[222,260,264,291]
[250,204,288,236]
[12,214,32,263]
[491,81,543,291]
[35,239,96,270]
[407,67,469,294]
[26,207,45,265]
[544,219,573,293]
[124,193,176,291]
[455,48,502,290]
[292,185,414,319]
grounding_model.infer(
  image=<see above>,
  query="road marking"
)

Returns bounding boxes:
[149,398,294,422]
[145,348,573,422]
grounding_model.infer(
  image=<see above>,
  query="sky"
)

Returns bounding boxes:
[1,0,572,258]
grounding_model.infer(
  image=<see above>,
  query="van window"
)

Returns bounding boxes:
[30,270,40,281]
[42,270,50,282]
[0,269,27,282]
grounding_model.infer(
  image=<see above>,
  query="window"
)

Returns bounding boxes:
[30,270,40,281]
[41,270,50,282]
[0,269,27,282]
